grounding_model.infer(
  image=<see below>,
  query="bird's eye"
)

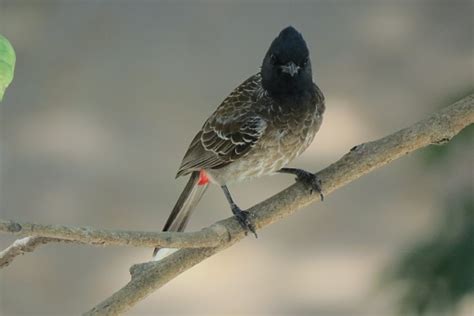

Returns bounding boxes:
[303,57,309,66]
[270,54,277,65]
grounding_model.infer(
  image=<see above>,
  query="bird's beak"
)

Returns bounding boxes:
[280,62,300,77]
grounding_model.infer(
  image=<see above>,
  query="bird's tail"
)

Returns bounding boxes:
[153,171,208,260]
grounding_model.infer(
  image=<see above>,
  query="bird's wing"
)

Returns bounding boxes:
[176,74,267,177]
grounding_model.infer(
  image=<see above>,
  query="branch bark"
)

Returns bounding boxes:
[0,237,63,268]
[0,221,230,268]
[83,94,474,315]
[0,220,229,250]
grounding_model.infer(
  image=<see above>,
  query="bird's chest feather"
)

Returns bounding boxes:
[266,99,319,149]
[208,104,321,184]
[228,104,315,182]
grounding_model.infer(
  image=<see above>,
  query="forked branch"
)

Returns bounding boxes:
[85,94,474,315]
[0,94,472,315]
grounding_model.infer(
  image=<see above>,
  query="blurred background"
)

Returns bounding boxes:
[0,0,473,315]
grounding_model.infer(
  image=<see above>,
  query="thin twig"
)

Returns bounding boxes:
[0,237,63,268]
[0,220,230,250]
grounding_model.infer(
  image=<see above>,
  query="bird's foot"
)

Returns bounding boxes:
[294,170,324,201]
[231,205,257,238]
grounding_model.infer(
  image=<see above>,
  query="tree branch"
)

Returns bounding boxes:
[0,237,63,268]
[0,220,229,250]
[83,94,473,315]
[0,94,471,314]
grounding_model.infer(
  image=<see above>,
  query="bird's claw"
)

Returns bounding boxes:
[232,206,258,238]
[296,171,324,201]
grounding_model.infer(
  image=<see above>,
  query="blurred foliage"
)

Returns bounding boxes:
[389,194,473,316]
[387,91,474,316]
[0,34,16,101]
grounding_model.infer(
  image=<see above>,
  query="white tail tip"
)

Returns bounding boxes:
[153,248,178,261]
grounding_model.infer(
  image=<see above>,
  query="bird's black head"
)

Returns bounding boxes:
[261,26,313,97]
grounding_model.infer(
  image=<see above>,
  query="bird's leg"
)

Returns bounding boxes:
[221,185,257,238]
[278,168,324,201]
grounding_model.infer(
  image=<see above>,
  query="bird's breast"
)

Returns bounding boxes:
[221,106,321,181]
[205,93,323,185]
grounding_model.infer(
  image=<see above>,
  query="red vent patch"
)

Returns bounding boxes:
[198,170,209,185]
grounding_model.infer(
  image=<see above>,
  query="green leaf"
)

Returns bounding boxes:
[0,34,16,101]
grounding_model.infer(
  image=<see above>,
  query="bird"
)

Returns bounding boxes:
[153,26,325,260]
